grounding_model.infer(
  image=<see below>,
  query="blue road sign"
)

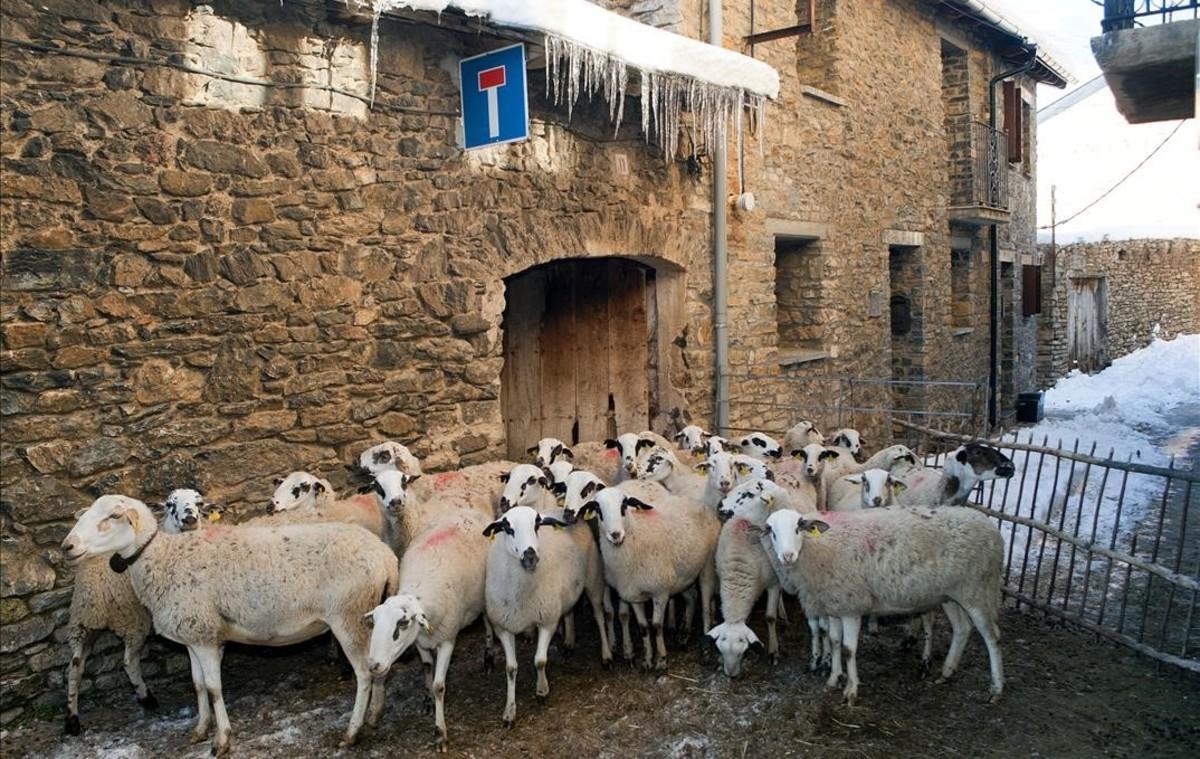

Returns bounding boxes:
[460,43,529,150]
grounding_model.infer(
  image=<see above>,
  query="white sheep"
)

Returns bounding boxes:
[636,445,737,510]
[350,440,423,478]
[673,424,711,454]
[829,468,908,511]
[700,434,734,457]
[732,454,773,485]
[786,443,842,509]
[893,444,1015,506]
[256,471,401,552]
[365,508,491,752]
[498,463,557,513]
[732,432,784,461]
[526,437,571,469]
[782,420,824,452]
[759,506,1005,705]
[483,506,610,727]
[577,483,720,672]
[603,431,674,481]
[406,459,516,517]
[828,428,865,460]
[822,444,919,507]
[61,495,399,755]
[545,460,575,489]
[62,488,211,736]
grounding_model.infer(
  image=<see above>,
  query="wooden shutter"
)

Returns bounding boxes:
[1022,264,1041,316]
[1004,81,1022,163]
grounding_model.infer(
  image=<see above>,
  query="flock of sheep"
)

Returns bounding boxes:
[59,421,1017,755]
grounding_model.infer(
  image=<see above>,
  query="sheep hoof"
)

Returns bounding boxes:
[601,657,613,671]
[189,729,208,745]
[211,740,231,757]
[63,714,81,736]
[988,692,1003,705]
[138,693,159,711]
[935,674,951,685]
[502,717,514,729]
[340,733,359,749]
[536,693,547,705]
[770,654,780,666]
[843,693,858,707]
[435,730,448,752]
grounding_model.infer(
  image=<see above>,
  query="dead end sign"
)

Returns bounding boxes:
[460,43,529,150]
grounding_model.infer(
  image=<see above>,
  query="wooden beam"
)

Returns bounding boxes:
[744,23,812,46]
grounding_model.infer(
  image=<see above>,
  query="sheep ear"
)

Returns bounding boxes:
[482,519,508,539]
[844,474,863,485]
[537,515,567,530]
[561,447,573,460]
[889,478,908,492]
[819,450,840,461]
[273,476,284,486]
[765,470,776,481]
[122,508,140,531]
[150,502,166,515]
[955,448,969,463]
[526,445,538,455]
[624,497,653,511]
[673,430,685,441]
[801,519,830,536]
[706,622,726,640]
[363,611,375,628]
[635,438,655,454]
[416,612,432,634]
[694,461,711,473]
[791,449,807,461]
[604,438,619,449]
[358,484,374,494]
[313,481,327,494]
[578,502,598,520]
[403,474,420,486]
[498,473,510,483]
[551,482,567,496]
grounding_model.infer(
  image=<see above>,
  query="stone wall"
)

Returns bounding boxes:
[0,0,713,722]
[1038,238,1200,383]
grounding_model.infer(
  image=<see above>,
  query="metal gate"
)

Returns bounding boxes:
[903,422,1200,673]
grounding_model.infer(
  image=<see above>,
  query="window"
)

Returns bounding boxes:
[1003,81,1024,165]
[951,248,972,327]
[1022,264,1042,316]
[775,237,825,360]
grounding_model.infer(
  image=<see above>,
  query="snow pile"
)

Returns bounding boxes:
[1044,333,1200,431]
[348,0,779,156]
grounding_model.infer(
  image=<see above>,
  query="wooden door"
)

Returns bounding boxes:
[501,258,651,459]
[1068,276,1107,372]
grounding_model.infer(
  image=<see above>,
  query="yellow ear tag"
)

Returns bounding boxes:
[693,464,706,473]
[207,511,222,523]
[488,533,496,541]
[764,494,775,506]
[806,526,823,538]
[556,495,566,506]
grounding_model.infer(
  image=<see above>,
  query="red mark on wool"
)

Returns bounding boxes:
[606,448,618,459]
[201,526,230,541]
[434,472,463,489]
[342,494,375,512]
[731,518,749,532]
[419,527,457,550]
[863,535,876,553]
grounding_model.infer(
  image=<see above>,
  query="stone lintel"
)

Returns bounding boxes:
[766,218,828,240]
[882,229,924,248]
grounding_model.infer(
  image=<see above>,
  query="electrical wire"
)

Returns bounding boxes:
[1038,119,1188,229]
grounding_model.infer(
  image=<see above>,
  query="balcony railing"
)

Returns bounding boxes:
[949,121,1009,220]
[1101,0,1200,32]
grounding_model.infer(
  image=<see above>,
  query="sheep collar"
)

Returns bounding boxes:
[109,530,157,574]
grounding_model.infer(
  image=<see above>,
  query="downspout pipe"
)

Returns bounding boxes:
[986,44,1037,429]
[710,0,730,435]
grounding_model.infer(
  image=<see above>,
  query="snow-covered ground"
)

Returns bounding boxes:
[978,334,1199,586]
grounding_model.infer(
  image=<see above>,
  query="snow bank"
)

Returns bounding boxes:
[1044,333,1200,431]
[348,1,779,158]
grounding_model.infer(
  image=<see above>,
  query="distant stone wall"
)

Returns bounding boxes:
[0,0,712,722]
[1038,238,1200,383]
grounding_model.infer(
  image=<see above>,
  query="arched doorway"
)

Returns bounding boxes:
[501,257,657,458]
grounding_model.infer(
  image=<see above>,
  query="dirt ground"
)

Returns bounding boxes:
[3,605,1198,759]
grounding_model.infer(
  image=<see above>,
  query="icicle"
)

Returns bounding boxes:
[368,5,382,106]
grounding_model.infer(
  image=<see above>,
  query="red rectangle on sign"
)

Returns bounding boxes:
[478,66,505,90]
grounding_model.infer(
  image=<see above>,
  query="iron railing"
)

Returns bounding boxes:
[1100,0,1200,32]
[902,421,1200,674]
[953,121,1009,211]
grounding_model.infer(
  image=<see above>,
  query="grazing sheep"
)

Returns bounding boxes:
[673,424,711,455]
[782,420,824,453]
[365,508,491,752]
[63,489,210,736]
[350,440,423,479]
[733,432,784,461]
[759,506,1005,705]
[577,483,720,672]
[61,496,399,755]
[484,506,609,727]
[893,444,1015,506]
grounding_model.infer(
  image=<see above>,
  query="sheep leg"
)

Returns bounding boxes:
[651,596,670,673]
[602,588,616,653]
[765,587,781,665]
[820,617,833,672]
[806,614,822,673]
[619,599,634,663]
[192,644,231,756]
[417,646,435,714]
[186,647,212,744]
[367,668,388,729]
[698,557,717,645]
[482,617,496,673]
[840,616,862,706]
[329,620,373,748]
[777,595,790,627]
[964,605,1004,703]
[534,624,553,703]
[499,629,518,728]
[665,597,677,634]
[866,615,879,636]
[825,618,844,690]
[680,587,697,642]
[123,634,156,710]
[64,629,90,736]
[630,601,654,672]
[586,584,613,668]
[920,612,935,677]
[432,640,455,752]
[562,611,576,657]
[937,601,972,684]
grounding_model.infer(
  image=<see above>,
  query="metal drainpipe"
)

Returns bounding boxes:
[986,45,1037,429]
[709,0,730,435]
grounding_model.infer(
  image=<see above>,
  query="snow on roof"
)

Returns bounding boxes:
[351,1,779,158]
[944,0,1076,86]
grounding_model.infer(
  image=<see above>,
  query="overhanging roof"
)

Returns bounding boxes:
[935,0,1075,88]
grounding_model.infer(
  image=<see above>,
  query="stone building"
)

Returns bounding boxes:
[0,0,1065,719]
[1037,237,1200,379]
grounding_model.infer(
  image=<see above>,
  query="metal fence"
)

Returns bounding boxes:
[901,421,1200,674]
[726,374,987,450]
[1101,0,1200,32]
[963,120,1009,211]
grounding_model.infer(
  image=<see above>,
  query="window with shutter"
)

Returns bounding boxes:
[1004,81,1022,163]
